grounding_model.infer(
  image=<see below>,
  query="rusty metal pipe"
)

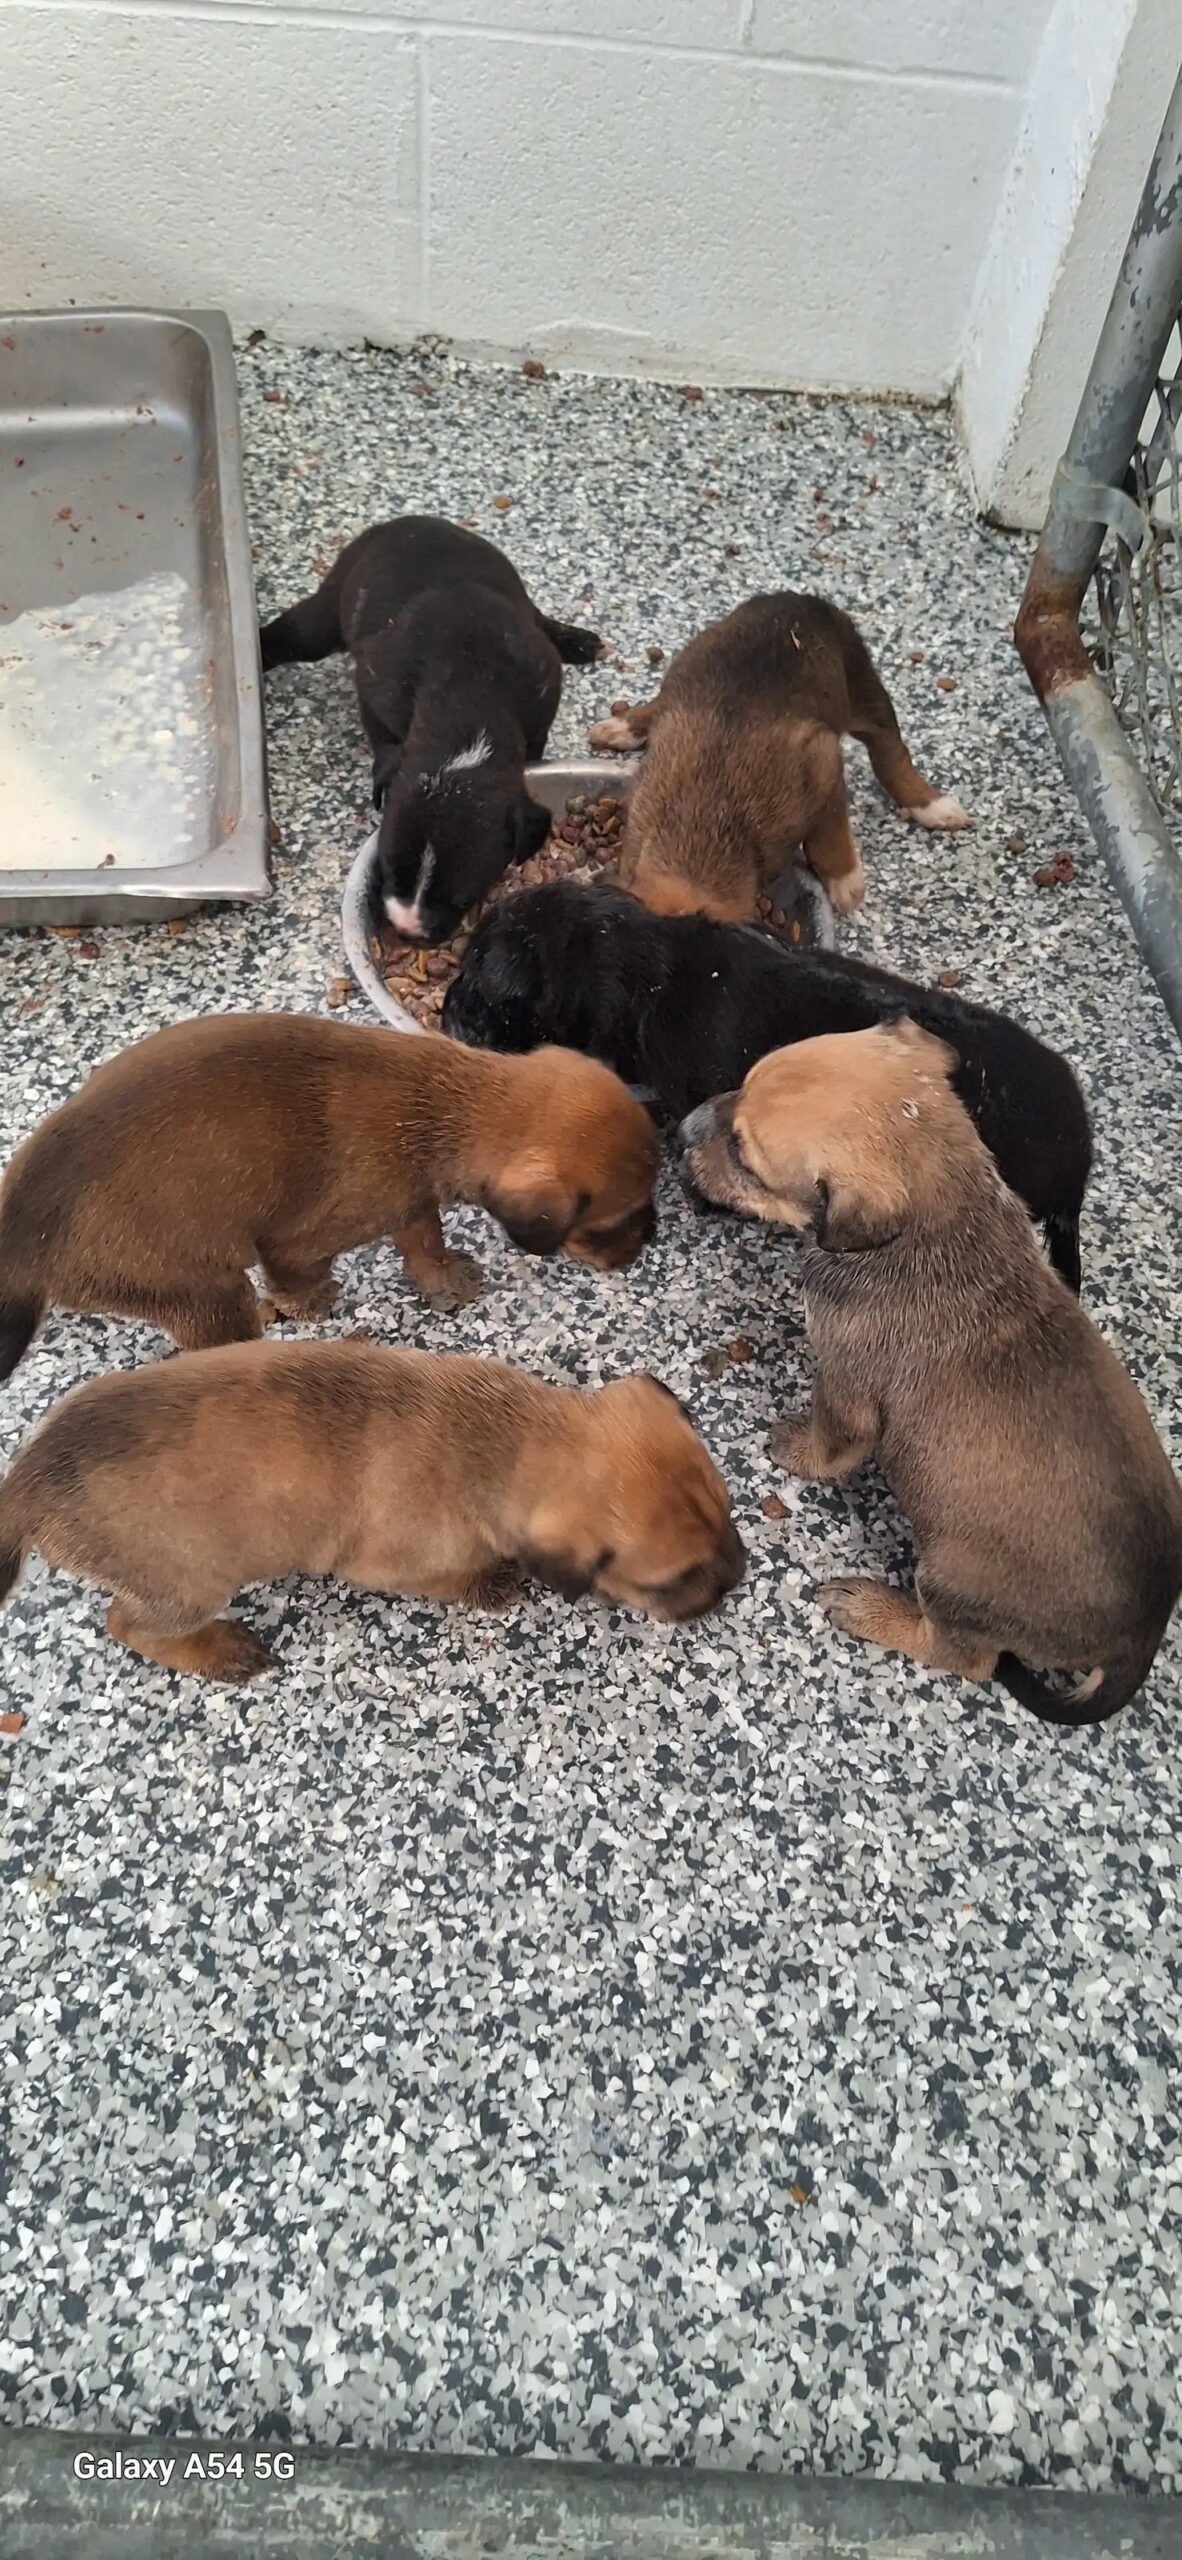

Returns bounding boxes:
[1016,69,1182,1035]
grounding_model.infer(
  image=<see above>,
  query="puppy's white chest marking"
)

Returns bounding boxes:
[419,732,492,795]
[445,730,492,773]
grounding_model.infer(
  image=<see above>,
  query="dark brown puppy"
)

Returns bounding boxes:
[0,1340,746,1681]
[590,593,968,920]
[0,1016,659,1377]
[680,1020,1182,1724]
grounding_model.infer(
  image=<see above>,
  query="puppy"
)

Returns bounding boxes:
[442,880,1091,1291]
[0,1340,746,1681]
[680,1019,1182,1724]
[0,1014,659,1378]
[588,593,968,920]
[261,515,603,943]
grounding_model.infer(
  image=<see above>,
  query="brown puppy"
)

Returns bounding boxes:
[0,1015,659,1377]
[680,1019,1182,1724]
[0,1340,746,1680]
[589,593,968,920]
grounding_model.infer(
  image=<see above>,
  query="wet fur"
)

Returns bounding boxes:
[0,1014,659,1375]
[680,1020,1182,1723]
[261,516,602,942]
[0,1341,745,1679]
[442,879,1091,1291]
[590,593,967,921]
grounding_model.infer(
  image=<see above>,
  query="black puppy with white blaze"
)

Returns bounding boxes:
[261,516,603,944]
[442,878,1093,1292]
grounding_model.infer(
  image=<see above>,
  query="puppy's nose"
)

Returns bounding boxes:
[676,1102,718,1152]
[383,892,426,939]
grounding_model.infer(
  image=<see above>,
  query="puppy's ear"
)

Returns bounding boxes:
[372,742,402,806]
[485,1187,576,1256]
[881,1012,959,1078]
[510,793,553,862]
[814,1175,904,1254]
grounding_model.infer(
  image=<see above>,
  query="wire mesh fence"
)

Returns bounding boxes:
[1087,317,1182,827]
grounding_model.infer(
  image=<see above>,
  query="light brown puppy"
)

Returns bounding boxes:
[0,1015,660,1376]
[590,593,968,921]
[0,1340,746,1681]
[680,1018,1182,1724]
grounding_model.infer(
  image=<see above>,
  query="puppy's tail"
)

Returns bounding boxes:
[259,587,343,671]
[1044,1211,1082,1295]
[0,1287,42,1383]
[996,1640,1160,1727]
[535,611,604,666]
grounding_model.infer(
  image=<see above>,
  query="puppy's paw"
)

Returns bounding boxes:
[464,1559,526,1612]
[562,623,606,666]
[823,856,866,917]
[904,792,971,832]
[589,715,641,753]
[768,1413,822,1474]
[267,1276,341,1319]
[422,1250,484,1312]
[816,1577,894,1645]
[205,1621,276,1683]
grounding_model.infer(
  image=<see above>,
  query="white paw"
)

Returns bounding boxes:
[824,857,866,917]
[588,716,641,752]
[904,792,971,832]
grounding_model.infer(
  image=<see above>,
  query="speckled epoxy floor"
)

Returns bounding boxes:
[2,343,1181,2491]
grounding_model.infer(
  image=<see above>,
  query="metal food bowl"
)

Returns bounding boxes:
[341,759,835,1033]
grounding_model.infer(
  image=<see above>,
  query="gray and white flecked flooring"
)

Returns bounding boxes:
[2,343,1181,2490]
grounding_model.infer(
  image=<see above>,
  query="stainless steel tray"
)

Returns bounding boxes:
[342,759,835,1032]
[0,307,268,924]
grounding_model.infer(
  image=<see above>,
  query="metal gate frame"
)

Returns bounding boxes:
[1016,70,1182,1034]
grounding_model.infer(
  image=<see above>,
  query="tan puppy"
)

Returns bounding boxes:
[590,593,968,920]
[680,1019,1182,1724]
[0,1015,660,1376]
[0,1340,746,1681]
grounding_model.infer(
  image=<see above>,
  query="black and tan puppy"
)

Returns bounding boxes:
[589,593,967,919]
[442,879,1091,1291]
[680,1020,1182,1725]
[261,516,602,942]
[0,1015,659,1378]
[0,1340,746,1681]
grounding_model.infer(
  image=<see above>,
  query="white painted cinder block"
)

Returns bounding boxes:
[958,0,1177,526]
[747,0,1051,85]
[1,6,422,343]
[0,0,1152,456]
[423,31,1021,395]
[238,0,747,35]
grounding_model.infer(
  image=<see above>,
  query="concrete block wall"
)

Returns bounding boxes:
[3,0,1053,399]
